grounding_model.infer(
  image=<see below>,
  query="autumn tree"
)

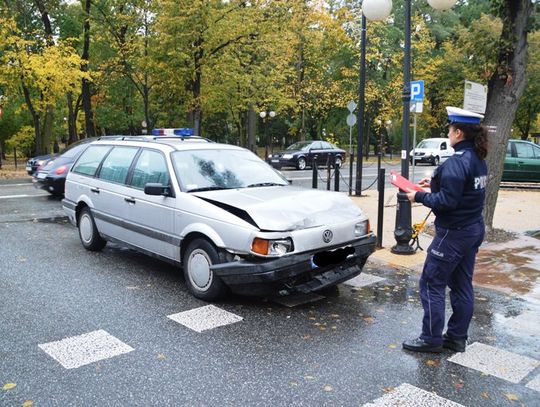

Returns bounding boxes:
[484,0,535,230]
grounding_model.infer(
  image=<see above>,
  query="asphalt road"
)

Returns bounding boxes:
[1,180,539,406]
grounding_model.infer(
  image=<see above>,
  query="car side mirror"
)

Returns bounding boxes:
[144,182,172,197]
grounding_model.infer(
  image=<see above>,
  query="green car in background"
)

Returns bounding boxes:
[503,139,540,182]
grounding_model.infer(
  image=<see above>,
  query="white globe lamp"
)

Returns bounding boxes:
[362,0,392,21]
[427,0,458,11]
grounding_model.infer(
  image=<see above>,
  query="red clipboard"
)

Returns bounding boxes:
[389,170,425,192]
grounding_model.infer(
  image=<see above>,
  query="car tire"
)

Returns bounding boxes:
[296,157,307,170]
[433,156,440,166]
[183,238,228,301]
[334,156,342,168]
[77,207,106,251]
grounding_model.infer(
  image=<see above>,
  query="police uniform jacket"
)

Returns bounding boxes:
[414,140,487,229]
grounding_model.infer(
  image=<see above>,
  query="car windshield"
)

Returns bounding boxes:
[417,140,441,149]
[172,149,288,192]
[286,141,312,151]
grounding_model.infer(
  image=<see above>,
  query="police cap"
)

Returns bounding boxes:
[446,106,484,125]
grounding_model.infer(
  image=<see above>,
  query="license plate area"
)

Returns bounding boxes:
[312,246,355,268]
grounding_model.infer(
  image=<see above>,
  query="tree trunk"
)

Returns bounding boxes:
[81,0,96,138]
[247,106,256,151]
[483,0,532,231]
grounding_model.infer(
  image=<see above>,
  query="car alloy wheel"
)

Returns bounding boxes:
[297,157,307,170]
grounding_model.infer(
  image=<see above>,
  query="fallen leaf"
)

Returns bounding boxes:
[302,335,311,340]
[363,317,375,324]
[2,383,16,391]
[383,387,395,393]
[323,385,333,392]
[504,393,519,401]
[304,376,315,381]
[388,344,397,349]
[308,317,317,321]
[157,353,166,360]
[480,392,490,399]
[290,381,299,387]
[22,401,33,407]
[425,359,440,367]
[454,382,464,389]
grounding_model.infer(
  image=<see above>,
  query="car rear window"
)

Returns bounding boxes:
[72,145,112,176]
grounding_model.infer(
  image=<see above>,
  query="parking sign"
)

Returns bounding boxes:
[410,80,424,102]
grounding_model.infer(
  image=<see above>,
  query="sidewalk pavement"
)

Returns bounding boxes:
[350,188,540,301]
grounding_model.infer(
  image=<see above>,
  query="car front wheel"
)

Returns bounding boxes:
[78,207,106,251]
[296,157,307,170]
[433,156,440,166]
[334,156,342,168]
[183,239,228,301]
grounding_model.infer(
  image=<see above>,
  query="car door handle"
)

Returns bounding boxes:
[124,197,136,204]
[517,161,525,164]
[90,187,100,194]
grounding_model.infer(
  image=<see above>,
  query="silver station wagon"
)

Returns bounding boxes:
[62,136,376,300]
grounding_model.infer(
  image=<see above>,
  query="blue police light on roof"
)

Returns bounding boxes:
[151,128,194,136]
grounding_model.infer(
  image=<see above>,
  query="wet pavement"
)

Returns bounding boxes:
[1,179,540,406]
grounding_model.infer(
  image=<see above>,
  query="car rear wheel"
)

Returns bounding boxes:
[183,238,228,301]
[78,207,106,251]
[334,156,342,168]
[433,156,440,166]
[296,157,307,170]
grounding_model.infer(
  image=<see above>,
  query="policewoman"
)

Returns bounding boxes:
[402,106,489,353]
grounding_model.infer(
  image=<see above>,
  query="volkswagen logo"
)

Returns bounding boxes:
[322,229,333,243]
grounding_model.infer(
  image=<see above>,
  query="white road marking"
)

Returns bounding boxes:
[38,329,134,369]
[168,305,243,333]
[362,383,465,407]
[526,374,540,392]
[343,272,386,288]
[0,194,48,199]
[448,342,540,384]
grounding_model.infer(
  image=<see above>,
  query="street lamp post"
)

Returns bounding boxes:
[361,0,457,254]
[259,110,276,159]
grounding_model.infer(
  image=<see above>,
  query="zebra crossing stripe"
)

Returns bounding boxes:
[362,383,464,407]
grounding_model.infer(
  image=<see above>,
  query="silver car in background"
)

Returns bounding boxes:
[62,136,376,300]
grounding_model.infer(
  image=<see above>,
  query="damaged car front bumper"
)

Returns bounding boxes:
[211,234,376,296]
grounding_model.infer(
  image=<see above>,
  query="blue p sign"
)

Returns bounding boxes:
[411,80,424,102]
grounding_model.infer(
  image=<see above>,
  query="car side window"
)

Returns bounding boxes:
[441,142,447,150]
[533,145,540,159]
[72,145,112,176]
[515,142,534,159]
[98,147,139,184]
[311,141,323,150]
[130,149,170,189]
[321,141,332,149]
[506,142,513,156]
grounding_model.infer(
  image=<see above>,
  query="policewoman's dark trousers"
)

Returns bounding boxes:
[419,220,485,345]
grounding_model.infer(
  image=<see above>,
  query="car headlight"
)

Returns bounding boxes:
[282,154,293,159]
[251,237,294,256]
[355,220,370,237]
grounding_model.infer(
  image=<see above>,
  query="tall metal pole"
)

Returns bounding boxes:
[391,0,414,254]
[355,14,367,196]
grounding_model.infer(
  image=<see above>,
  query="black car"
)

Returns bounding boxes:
[33,138,96,195]
[26,153,56,175]
[268,140,346,170]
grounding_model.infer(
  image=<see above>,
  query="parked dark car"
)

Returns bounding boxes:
[26,153,56,175]
[502,139,540,182]
[33,138,96,195]
[267,140,346,170]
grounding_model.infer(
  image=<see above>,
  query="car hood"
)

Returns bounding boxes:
[191,186,364,231]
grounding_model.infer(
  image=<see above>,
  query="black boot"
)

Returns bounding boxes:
[402,337,443,353]
[443,333,466,352]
